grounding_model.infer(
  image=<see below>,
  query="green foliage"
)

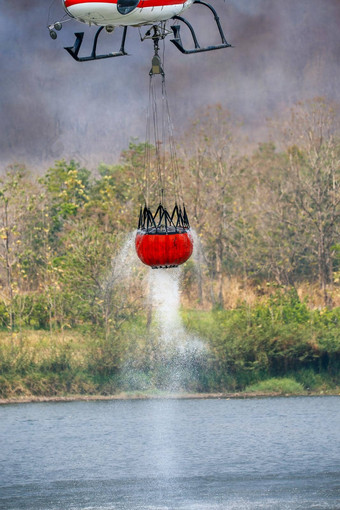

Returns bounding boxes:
[183,291,340,391]
[245,377,304,394]
[41,160,91,238]
[0,295,50,330]
[0,301,10,328]
[293,369,330,391]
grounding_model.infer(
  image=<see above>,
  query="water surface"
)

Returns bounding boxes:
[0,396,339,509]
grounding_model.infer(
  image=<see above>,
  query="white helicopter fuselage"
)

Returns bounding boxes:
[63,0,194,26]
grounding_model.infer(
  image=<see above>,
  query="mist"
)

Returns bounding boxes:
[1,0,339,171]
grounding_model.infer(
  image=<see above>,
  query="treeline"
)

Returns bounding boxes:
[0,97,339,397]
[1,98,339,326]
[181,98,340,308]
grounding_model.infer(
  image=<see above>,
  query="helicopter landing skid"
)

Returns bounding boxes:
[170,0,232,54]
[64,26,128,62]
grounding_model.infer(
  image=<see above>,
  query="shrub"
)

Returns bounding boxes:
[245,377,304,394]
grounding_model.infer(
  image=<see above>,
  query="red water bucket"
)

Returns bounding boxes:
[135,230,193,268]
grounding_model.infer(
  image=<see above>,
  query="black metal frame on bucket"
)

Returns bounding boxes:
[138,204,190,234]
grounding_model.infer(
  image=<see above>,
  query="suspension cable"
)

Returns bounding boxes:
[143,32,185,212]
[162,77,184,206]
[143,78,152,207]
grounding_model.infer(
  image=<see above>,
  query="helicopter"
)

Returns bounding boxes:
[48,0,232,62]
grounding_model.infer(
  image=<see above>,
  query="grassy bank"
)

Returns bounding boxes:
[2,389,340,405]
[0,291,339,400]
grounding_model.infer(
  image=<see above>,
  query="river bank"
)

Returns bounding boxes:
[1,296,339,401]
[1,388,339,405]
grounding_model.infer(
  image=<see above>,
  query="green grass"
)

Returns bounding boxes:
[245,377,304,394]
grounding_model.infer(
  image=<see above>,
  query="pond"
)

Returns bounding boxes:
[0,396,339,509]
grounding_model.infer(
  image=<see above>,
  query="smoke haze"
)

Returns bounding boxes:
[1,0,339,170]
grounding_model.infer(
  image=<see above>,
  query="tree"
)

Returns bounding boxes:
[182,105,242,306]
[0,166,36,329]
[41,160,91,242]
[86,142,147,234]
[237,142,308,285]
[281,99,340,305]
[57,219,143,338]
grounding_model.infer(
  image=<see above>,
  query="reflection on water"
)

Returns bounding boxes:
[0,397,339,509]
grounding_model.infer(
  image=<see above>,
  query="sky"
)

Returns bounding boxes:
[1,0,339,171]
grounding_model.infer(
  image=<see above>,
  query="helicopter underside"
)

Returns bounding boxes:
[63,0,193,26]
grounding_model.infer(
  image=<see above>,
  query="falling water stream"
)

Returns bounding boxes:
[147,267,205,392]
[108,230,205,393]
[149,268,183,345]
